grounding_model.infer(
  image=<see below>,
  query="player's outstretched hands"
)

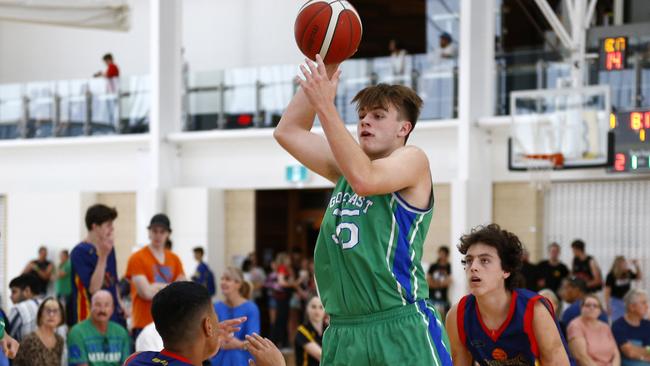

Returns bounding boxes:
[218,317,246,337]
[0,334,19,359]
[245,333,286,366]
[296,54,341,112]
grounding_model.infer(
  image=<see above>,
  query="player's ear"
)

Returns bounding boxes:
[503,271,511,280]
[203,316,214,338]
[398,120,412,137]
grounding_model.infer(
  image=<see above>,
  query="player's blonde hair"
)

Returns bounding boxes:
[223,267,253,300]
[352,83,423,143]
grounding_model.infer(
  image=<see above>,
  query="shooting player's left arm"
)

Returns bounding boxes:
[533,301,570,366]
[344,145,430,197]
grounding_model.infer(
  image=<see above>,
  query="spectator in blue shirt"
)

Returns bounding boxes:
[211,267,260,366]
[559,276,607,333]
[191,247,216,297]
[70,204,125,327]
[612,289,650,366]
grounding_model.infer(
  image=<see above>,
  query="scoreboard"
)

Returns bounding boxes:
[600,37,627,71]
[611,110,650,173]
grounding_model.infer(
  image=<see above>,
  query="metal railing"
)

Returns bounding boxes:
[495,46,650,115]
[185,54,459,131]
[0,55,459,139]
[0,77,150,140]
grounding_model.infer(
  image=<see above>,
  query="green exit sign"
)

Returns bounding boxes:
[286,165,309,183]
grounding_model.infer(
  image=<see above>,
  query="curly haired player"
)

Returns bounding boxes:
[446,224,573,366]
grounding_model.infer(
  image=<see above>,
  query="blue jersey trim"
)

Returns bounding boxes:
[392,190,433,214]
[392,205,417,303]
[417,300,453,366]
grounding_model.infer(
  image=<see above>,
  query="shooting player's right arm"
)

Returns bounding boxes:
[274,64,341,183]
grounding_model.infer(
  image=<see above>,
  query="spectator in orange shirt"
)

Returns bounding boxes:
[125,214,185,341]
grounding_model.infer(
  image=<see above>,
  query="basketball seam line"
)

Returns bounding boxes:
[298,2,332,57]
[318,2,344,60]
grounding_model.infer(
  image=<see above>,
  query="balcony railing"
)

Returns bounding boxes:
[0,54,459,140]
[0,76,150,139]
[185,54,458,131]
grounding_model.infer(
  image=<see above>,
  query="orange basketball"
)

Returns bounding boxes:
[294,0,363,64]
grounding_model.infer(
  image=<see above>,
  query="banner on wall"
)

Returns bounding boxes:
[0,0,130,31]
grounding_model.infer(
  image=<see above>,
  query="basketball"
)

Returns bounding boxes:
[294,0,363,64]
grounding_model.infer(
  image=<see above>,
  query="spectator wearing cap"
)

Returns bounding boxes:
[559,276,608,334]
[612,289,650,365]
[125,213,185,341]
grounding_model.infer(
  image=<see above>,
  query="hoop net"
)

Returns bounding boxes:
[522,153,564,191]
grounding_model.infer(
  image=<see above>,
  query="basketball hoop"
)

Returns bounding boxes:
[522,153,564,191]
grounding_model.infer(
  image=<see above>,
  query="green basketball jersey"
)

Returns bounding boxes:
[67,319,131,366]
[315,176,433,316]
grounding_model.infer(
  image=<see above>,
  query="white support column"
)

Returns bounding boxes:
[570,0,586,88]
[450,0,496,303]
[613,0,624,25]
[139,0,183,242]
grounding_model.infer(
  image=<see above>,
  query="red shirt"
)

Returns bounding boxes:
[106,63,120,78]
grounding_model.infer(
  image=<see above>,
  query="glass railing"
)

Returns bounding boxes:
[186,53,458,131]
[0,75,150,139]
[0,53,458,140]
[496,37,650,115]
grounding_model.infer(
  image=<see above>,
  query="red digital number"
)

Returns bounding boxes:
[614,153,626,171]
[606,52,623,70]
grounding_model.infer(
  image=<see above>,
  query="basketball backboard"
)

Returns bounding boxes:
[509,85,613,171]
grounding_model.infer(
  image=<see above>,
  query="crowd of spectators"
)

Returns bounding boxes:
[2,206,647,366]
[0,204,247,365]
[514,239,648,366]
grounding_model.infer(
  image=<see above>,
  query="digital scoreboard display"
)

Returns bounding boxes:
[600,37,627,71]
[610,110,650,173]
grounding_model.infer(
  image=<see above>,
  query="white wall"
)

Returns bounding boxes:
[4,191,92,307]
[182,0,304,72]
[174,122,459,189]
[166,187,225,284]
[0,0,305,83]
[0,136,148,193]
[0,0,151,83]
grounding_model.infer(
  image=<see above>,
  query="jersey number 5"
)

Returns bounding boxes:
[331,223,359,249]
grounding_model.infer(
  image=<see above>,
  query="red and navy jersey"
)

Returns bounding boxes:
[123,349,193,366]
[457,288,573,366]
[70,242,125,327]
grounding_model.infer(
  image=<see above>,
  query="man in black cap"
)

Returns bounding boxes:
[126,213,187,341]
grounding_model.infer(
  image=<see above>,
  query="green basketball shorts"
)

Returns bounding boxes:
[321,299,452,366]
